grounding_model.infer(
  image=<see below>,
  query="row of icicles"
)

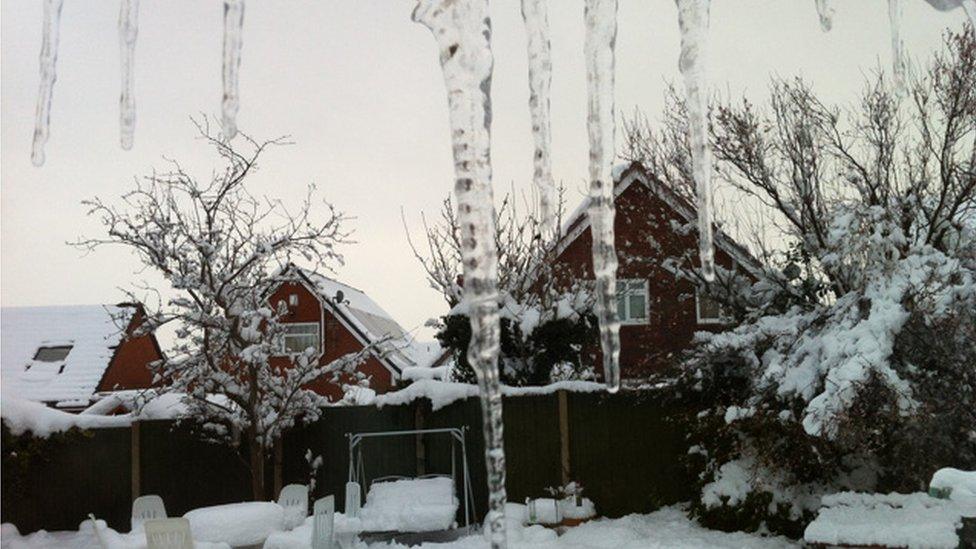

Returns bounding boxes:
[30,0,244,166]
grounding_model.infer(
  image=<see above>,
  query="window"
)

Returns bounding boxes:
[616,279,648,324]
[281,323,321,354]
[696,289,729,324]
[33,345,72,362]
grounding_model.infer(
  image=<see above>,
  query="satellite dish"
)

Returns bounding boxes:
[335,290,345,304]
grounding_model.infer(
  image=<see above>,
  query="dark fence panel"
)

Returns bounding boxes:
[282,402,417,512]
[3,389,691,534]
[138,420,251,517]
[567,390,692,517]
[1,426,131,532]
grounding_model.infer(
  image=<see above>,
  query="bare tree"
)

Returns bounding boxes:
[77,119,371,499]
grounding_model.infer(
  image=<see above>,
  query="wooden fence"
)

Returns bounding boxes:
[1,389,692,534]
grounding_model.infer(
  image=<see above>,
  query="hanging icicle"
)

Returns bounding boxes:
[584,0,622,393]
[31,0,65,167]
[521,0,557,235]
[675,0,716,283]
[922,0,976,25]
[412,1,507,548]
[118,0,139,150]
[888,0,907,96]
[221,0,245,140]
[815,0,834,32]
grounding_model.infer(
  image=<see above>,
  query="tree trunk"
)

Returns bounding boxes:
[248,429,266,501]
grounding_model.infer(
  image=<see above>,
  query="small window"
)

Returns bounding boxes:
[33,345,72,362]
[281,323,321,354]
[616,279,648,324]
[696,289,729,325]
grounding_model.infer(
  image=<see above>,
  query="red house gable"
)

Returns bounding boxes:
[267,266,422,401]
[553,162,760,380]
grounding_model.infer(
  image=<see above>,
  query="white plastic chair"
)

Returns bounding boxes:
[278,483,309,529]
[311,495,335,549]
[144,518,193,549]
[132,494,168,531]
[278,483,309,511]
[344,481,361,518]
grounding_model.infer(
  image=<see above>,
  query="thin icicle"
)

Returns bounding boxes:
[584,0,621,393]
[118,0,139,150]
[675,0,716,283]
[888,0,907,96]
[221,0,245,140]
[31,0,65,167]
[521,0,556,235]
[412,2,507,548]
[815,0,834,32]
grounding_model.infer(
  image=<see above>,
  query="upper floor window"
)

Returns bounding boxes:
[281,323,321,355]
[616,279,648,324]
[33,345,72,362]
[696,289,730,325]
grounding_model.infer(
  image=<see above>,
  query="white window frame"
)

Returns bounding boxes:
[278,322,322,356]
[695,288,730,325]
[616,279,649,325]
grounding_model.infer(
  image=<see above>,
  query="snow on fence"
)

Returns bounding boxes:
[1,388,692,535]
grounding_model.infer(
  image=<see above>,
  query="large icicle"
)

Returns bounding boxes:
[584,0,622,393]
[412,2,507,548]
[31,0,65,167]
[521,0,556,235]
[815,0,834,31]
[675,0,716,282]
[118,0,139,150]
[888,0,907,96]
[221,0,245,140]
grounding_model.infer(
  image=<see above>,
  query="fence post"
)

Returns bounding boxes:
[131,421,141,501]
[415,401,427,476]
[558,391,571,486]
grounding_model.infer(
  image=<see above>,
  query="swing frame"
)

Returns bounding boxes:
[346,426,476,528]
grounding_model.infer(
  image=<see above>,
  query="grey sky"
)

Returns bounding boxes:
[1,1,968,340]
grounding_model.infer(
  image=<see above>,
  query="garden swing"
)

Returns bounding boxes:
[344,426,477,543]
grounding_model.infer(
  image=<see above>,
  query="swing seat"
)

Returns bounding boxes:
[358,476,458,533]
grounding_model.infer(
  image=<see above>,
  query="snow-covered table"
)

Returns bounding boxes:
[184,501,285,547]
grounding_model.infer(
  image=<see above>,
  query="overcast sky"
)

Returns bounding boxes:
[1,1,968,340]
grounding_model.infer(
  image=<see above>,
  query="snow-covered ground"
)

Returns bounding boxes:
[2,507,796,549]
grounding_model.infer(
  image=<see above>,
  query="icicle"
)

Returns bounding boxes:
[584,0,622,393]
[221,0,245,140]
[521,0,556,235]
[675,0,716,283]
[815,0,834,32]
[888,0,907,96]
[30,0,65,167]
[922,0,976,25]
[118,0,139,150]
[412,2,507,548]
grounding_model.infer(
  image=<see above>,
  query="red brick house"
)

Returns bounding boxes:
[0,303,164,412]
[552,162,761,380]
[266,265,425,401]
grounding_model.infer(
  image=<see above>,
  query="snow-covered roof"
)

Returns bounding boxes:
[0,304,135,407]
[280,266,427,373]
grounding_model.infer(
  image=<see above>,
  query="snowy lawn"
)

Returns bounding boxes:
[265,506,796,549]
[3,507,796,549]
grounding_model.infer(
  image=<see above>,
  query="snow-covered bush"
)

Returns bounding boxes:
[653,26,976,536]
